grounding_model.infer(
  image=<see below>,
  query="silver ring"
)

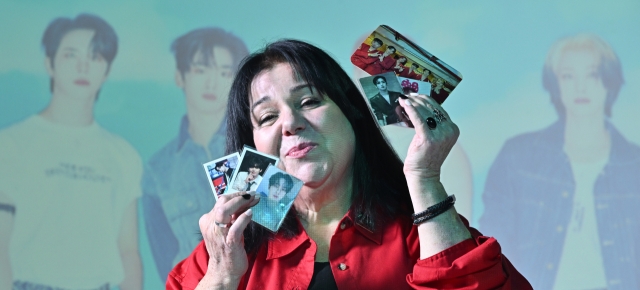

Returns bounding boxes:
[433,109,447,122]
[214,221,231,228]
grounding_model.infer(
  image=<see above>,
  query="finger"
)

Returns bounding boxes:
[214,192,260,224]
[226,208,253,246]
[398,97,431,134]
[412,93,452,120]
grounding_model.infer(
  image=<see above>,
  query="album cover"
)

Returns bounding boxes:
[351,24,462,104]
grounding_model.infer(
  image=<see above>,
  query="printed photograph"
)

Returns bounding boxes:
[226,147,279,194]
[252,165,303,232]
[351,25,462,104]
[359,72,408,126]
[202,153,240,198]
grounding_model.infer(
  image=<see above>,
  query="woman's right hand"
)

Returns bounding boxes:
[196,191,259,288]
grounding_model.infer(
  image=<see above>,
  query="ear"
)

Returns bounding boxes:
[175,70,184,88]
[44,57,54,77]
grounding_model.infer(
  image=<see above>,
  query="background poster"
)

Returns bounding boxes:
[1,1,638,288]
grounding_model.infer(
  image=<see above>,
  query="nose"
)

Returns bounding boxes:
[77,56,90,74]
[575,75,588,92]
[205,71,219,90]
[281,106,306,136]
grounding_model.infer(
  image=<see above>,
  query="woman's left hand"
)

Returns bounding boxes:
[398,93,459,181]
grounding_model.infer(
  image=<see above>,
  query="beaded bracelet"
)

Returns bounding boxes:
[412,195,456,225]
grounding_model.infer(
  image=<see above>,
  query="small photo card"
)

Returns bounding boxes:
[351,25,462,104]
[252,165,303,232]
[226,146,279,195]
[360,71,429,126]
[203,153,240,199]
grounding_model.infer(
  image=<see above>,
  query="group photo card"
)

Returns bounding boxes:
[226,147,279,194]
[202,153,240,199]
[351,25,462,104]
[252,165,303,232]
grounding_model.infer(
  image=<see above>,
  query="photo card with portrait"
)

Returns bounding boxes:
[225,146,279,195]
[202,152,240,200]
[351,24,462,104]
[252,165,303,232]
[359,71,428,127]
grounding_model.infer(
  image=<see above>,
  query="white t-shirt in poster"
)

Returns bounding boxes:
[0,115,142,289]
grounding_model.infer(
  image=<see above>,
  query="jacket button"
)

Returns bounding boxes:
[338,263,347,271]
[556,225,563,233]
[340,222,346,230]
[562,191,569,198]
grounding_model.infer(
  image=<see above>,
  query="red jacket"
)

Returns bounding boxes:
[351,44,381,70]
[167,211,532,289]
[365,55,396,75]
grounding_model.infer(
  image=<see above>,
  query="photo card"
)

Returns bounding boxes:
[202,152,240,199]
[359,71,429,127]
[351,24,462,104]
[226,146,279,195]
[252,165,303,232]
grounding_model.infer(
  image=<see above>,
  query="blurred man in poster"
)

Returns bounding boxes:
[480,33,640,289]
[0,14,142,289]
[141,27,248,282]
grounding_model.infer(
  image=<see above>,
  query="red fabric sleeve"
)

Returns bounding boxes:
[166,241,209,290]
[380,56,396,71]
[353,44,371,58]
[406,218,532,289]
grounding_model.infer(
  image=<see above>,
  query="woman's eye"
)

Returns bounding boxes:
[301,98,321,107]
[258,114,277,125]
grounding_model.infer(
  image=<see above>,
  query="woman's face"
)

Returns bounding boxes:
[267,178,288,201]
[250,63,356,191]
[557,49,607,118]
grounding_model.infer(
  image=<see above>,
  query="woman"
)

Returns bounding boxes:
[254,172,296,231]
[167,40,530,289]
[480,33,640,289]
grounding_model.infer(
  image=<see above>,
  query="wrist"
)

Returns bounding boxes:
[404,175,449,213]
[200,270,241,290]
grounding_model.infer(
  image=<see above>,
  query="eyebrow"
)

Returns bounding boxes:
[250,83,312,113]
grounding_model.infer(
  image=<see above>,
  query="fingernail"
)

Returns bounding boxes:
[242,194,251,200]
[404,99,412,106]
[399,94,408,99]
[254,194,260,200]
[245,209,253,216]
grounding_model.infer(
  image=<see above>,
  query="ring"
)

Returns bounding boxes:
[426,117,437,130]
[433,109,447,122]
[214,221,231,228]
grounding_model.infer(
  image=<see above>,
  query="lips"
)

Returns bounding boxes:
[574,98,591,104]
[74,79,89,86]
[286,142,317,158]
[203,94,217,101]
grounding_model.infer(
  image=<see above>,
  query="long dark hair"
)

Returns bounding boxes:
[226,39,411,253]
